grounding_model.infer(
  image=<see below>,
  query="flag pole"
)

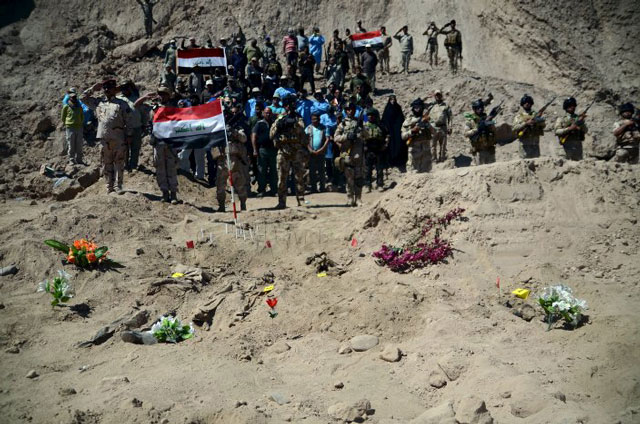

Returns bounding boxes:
[221,104,238,227]
[220,49,238,227]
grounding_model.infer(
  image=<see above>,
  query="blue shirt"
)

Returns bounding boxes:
[311,100,330,116]
[274,86,296,99]
[320,113,337,159]
[309,34,325,62]
[306,124,325,151]
[296,98,314,126]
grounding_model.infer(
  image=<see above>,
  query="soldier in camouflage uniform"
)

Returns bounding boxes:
[612,102,639,164]
[362,108,388,191]
[215,108,249,212]
[270,97,307,209]
[82,78,134,194]
[554,97,587,161]
[135,86,180,204]
[429,90,452,162]
[512,94,546,159]
[335,103,365,206]
[464,99,497,165]
[402,98,435,173]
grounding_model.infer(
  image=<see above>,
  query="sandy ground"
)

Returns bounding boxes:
[1,155,639,424]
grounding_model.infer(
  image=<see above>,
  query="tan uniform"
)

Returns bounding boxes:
[214,127,249,208]
[82,93,134,191]
[430,101,452,162]
[512,110,546,159]
[402,114,434,172]
[270,114,307,205]
[464,113,496,165]
[613,119,640,163]
[554,113,588,161]
[335,117,365,204]
[378,35,392,74]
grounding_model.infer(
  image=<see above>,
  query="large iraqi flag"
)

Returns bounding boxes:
[176,48,227,74]
[152,99,226,150]
[350,30,384,53]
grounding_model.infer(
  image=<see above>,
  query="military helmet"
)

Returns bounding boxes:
[619,102,634,114]
[411,98,425,108]
[563,97,577,111]
[520,94,534,106]
[471,99,484,110]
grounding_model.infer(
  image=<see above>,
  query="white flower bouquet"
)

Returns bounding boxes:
[150,315,195,343]
[37,270,74,307]
[538,284,588,331]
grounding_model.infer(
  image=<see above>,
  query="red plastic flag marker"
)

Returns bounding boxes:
[265,240,272,248]
[186,240,195,249]
[351,238,358,247]
[266,298,278,308]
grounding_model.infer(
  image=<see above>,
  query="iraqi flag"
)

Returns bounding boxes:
[152,99,226,150]
[350,30,384,53]
[176,48,227,74]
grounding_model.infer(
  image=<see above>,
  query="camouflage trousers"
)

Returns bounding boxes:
[345,157,364,201]
[447,46,460,72]
[154,143,178,193]
[215,150,249,206]
[277,148,307,201]
[561,139,583,161]
[428,41,438,66]
[474,148,496,165]
[432,128,447,162]
[407,139,432,173]
[101,138,126,190]
[378,50,390,73]
[401,52,411,73]
[519,138,540,159]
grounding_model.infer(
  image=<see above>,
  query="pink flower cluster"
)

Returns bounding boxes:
[373,208,465,273]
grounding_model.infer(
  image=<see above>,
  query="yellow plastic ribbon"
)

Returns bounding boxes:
[171,272,185,278]
[263,285,275,292]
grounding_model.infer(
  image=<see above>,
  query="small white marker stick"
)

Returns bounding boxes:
[225,224,228,234]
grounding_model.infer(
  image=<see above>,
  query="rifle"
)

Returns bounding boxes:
[517,96,556,138]
[560,99,595,144]
[407,103,436,145]
[470,99,504,145]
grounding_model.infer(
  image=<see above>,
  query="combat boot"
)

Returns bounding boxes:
[162,190,170,203]
[217,204,225,213]
[116,185,124,195]
[170,191,179,205]
[275,196,286,209]
[240,200,247,211]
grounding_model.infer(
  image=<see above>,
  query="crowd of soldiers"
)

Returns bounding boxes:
[60,20,640,211]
